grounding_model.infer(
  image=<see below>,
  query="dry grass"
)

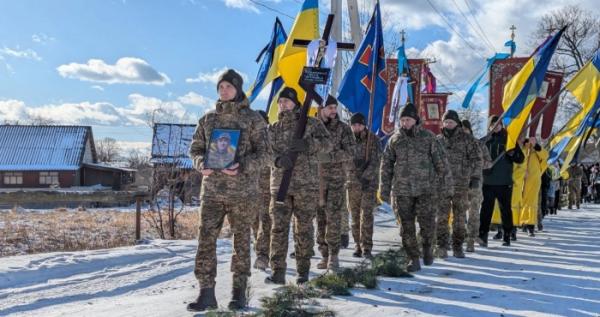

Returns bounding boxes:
[0,207,230,257]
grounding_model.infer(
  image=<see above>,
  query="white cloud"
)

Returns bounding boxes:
[57,57,171,86]
[0,47,42,61]
[186,67,248,85]
[222,0,259,13]
[31,33,55,44]
[91,85,105,91]
[178,91,214,107]
[0,93,208,127]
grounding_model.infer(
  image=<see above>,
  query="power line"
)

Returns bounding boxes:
[463,0,497,52]
[248,0,295,20]
[449,0,496,53]
[424,0,487,60]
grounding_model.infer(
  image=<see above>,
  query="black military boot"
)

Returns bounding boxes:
[228,279,247,310]
[407,257,421,272]
[352,246,363,258]
[493,228,503,240]
[341,234,350,249]
[187,287,218,312]
[296,271,309,284]
[511,227,517,241]
[265,269,286,284]
[476,233,488,247]
[502,232,511,246]
[363,250,373,260]
[423,244,434,266]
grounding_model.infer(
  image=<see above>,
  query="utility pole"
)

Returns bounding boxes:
[330,0,343,96]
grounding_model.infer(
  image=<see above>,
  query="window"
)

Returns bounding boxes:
[39,172,59,185]
[3,172,23,185]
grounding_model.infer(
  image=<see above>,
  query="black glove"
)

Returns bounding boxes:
[469,178,480,189]
[360,177,370,190]
[289,138,309,153]
[275,155,293,169]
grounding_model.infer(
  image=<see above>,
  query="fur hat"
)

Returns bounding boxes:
[350,113,366,125]
[442,110,461,126]
[400,103,419,121]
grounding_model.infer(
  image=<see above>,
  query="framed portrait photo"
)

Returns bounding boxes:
[204,128,241,169]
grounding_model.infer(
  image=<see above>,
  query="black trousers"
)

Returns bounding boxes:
[480,185,513,240]
[541,186,548,217]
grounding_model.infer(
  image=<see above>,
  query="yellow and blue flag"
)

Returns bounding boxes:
[278,0,319,101]
[502,27,564,150]
[247,18,287,104]
[337,1,387,134]
[548,50,600,165]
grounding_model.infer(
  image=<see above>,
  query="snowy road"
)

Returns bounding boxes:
[1,206,600,316]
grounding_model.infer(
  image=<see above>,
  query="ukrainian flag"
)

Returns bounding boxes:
[246,18,287,105]
[502,27,564,150]
[277,0,319,101]
[548,50,600,168]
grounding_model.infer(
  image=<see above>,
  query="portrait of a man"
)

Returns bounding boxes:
[204,129,240,169]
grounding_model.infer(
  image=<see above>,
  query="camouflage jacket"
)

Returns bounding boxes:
[567,165,584,184]
[189,98,269,200]
[319,116,356,182]
[348,129,381,191]
[258,166,271,196]
[436,129,483,190]
[269,109,332,195]
[380,125,452,198]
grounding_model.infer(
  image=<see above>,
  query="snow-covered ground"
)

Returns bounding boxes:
[1,205,600,317]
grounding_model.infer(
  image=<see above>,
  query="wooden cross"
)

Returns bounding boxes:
[276,14,355,204]
[510,24,517,41]
[400,29,406,45]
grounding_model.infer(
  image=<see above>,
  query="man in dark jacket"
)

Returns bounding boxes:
[478,115,525,247]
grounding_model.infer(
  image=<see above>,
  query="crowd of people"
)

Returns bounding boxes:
[184,68,586,312]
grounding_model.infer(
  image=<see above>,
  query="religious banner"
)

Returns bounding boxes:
[383,58,425,134]
[489,58,563,139]
[420,93,451,135]
[527,71,563,139]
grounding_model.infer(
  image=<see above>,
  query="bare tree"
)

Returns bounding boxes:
[532,5,600,120]
[125,149,150,169]
[28,114,57,126]
[96,137,121,162]
[458,107,486,138]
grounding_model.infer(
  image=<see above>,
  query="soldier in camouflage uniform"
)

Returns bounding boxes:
[435,111,483,259]
[462,119,492,252]
[316,95,356,271]
[187,69,269,312]
[347,112,381,259]
[265,87,332,285]
[567,163,584,209]
[379,103,452,272]
[252,111,272,271]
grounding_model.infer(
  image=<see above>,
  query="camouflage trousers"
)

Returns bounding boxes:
[568,182,581,208]
[346,183,376,252]
[466,188,482,244]
[341,193,350,235]
[394,195,436,259]
[437,191,469,250]
[317,181,344,258]
[194,198,251,289]
[269,191,318,275]
[252,191,271,260]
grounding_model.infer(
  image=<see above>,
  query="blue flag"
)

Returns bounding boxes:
[338,1,387,134]
[247,18,287,104]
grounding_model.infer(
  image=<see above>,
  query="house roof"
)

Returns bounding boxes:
[151,123,195,169]
[0,125,95,171]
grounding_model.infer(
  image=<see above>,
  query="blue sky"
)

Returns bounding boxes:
[0,0,596,149]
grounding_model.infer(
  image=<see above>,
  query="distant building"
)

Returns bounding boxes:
[0,125,135,190]
[150,123,200,203]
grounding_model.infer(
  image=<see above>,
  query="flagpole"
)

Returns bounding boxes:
[486,83,569,167]
[365,1,379,163]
